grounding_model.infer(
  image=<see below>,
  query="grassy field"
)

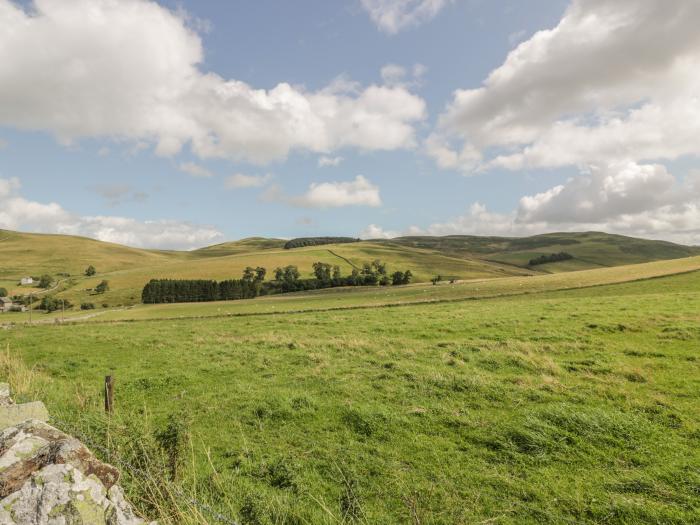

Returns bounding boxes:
[1,260,699,523]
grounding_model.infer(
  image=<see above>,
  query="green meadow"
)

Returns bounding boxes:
[1,264,699,523]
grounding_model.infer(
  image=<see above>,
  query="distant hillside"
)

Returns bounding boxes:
[2,229,698,307]
[48,242,529,307]
[0,229,185,280]
[380,232,700,273]
[284,237,359,249]
[190,237,286,258]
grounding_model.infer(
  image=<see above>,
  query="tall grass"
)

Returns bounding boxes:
[0,342,45,402]
[0,342,231,525]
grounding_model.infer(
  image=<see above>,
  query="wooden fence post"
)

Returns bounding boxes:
[104,375,114,414]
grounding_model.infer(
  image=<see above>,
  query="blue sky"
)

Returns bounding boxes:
[1,0,699,248]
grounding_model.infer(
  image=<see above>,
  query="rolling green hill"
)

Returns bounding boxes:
[0,229,187,297]
[381,231,700,272]
[1,229,698,307]
[0,229,185,278]
[49,242,529,307]
[190,237,287,257]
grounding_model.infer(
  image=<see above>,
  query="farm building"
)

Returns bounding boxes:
[0,297,26,313]
[20,277,34,286]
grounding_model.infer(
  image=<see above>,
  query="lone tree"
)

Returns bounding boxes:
[0,287,7,297]
[85,265,96,276]
[312,262,333,283]
[38,274,53,289]
[95,280,110,294]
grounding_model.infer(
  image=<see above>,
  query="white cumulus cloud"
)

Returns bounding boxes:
[0,0,426,164]
[359,224,401,239]
[361,0,453,34]
[517,162,681,224]
[264,176,382,209]
[296,175,382,208]
[429,0,700,172]
[318,156,344,168]
[383,162,700,244]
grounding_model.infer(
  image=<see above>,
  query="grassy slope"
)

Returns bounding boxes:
[2,265,699,523]
[50,243,530,308]
[189,237,287,257]
[3,229,699,309]
[384,231,700,272]
[1,230,532,307]
[0,229,186,278]
[0,229,187,297]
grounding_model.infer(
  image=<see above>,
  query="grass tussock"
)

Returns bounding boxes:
[0,343,48,402]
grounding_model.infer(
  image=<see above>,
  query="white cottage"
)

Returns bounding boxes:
[20,277,33,286]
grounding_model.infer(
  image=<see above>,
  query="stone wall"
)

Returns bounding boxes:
[0,383,154,524]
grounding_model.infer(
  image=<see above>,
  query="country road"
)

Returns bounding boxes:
[22,277,71,297]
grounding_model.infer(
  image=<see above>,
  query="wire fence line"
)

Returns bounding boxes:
[50,416,240,525]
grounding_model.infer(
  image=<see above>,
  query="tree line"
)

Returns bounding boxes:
[528,252,574,266]
[142,261,412,304]
[283,237,360,249]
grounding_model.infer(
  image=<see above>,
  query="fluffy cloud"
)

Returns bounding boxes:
[361,0,453,34]
[517,162,680,224]
[408,203,527,237]
[318,156,344,168]
[178,162,214,178]
[513,162,700,242]
[264,176,381,209]
[224,173,272,189]
[0,0,426,164]
[411,200,700,245]
[296,176,381,208]
[430,0,700,172]
[373,162,700,244]
[359,224,401,239]
[0,177,221,249]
